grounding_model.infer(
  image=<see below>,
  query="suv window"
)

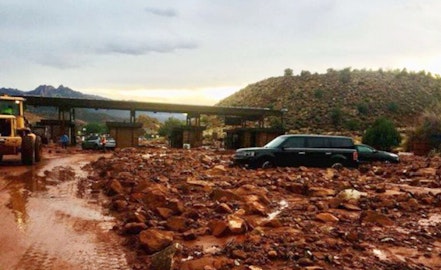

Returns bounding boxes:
[306,137,329,148]
[330,138,353,148]
[282,136,305,148]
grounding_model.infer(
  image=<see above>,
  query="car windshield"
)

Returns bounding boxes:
[264,136,286,148]
[356,145,374,153]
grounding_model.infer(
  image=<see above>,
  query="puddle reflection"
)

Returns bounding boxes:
[8,187,29,231]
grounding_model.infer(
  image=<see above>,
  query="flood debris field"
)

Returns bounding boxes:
[83,146,441,270]
[0,152,130,270]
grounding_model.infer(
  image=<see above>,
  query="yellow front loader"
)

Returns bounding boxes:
[0,95,42,165]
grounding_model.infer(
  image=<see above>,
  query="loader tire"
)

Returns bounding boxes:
[21,136,35,165]
[35,135,42,162]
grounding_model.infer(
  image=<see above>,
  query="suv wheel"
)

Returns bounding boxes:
[260,159,275,169]
[331,162,344,170]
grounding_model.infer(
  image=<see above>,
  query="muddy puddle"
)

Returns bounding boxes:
[0,152,130,270]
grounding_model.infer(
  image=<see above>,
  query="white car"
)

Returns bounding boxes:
[81,135,116,150]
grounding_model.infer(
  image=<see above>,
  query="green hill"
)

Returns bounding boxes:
[218,68,441,132]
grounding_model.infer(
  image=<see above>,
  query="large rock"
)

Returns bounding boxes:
[165,199,185,214]
[227,214,247,234]
[166,216,188,232]
[140,186,168,210]
[208,220,228,237]
[107,179,124,195]
[417,167,437,176]
[124,222,148,234]
[360,210,394,226]
[316,212,339,223]
[210,188,241,202]
[157,207,175,219]
[235,185,270,204]
[205,165,227,176]
[149,243,181,270]
[139,229,174,254]
[244,197,267,216]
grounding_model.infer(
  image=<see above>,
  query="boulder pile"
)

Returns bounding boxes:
[84,147,441,269]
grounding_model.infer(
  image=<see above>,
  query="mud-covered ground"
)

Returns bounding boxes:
[83,145,441,270]
[0,147,130,270]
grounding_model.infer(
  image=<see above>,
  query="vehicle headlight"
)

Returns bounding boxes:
[236,151,255,157]
[242,151,255,157]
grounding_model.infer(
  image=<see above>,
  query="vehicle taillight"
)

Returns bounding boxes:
[353,151,358,161]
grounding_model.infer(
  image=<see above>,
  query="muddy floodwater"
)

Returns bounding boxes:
[0,150,130,270]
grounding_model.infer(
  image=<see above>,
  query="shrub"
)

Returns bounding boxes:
[330,107,343,128]
[356,102,369,115]
[386,102,398,113]
[339,67,352,84]
[362,117,401,151]
[284,68,293,76]
[314,89,324,99]
[300,70,311,77]
[406,107,441,151]
[84,122,108,134]
[345,119,361,131]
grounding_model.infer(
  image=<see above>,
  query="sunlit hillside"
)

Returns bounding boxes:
[218,68,441,132]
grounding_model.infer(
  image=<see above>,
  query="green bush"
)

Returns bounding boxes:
[314,89,324,99]
[362,117,401,151]
[406,108,441,151]
[386,102,398,113]
[158,117,185,137]
[284,68,293,76]
[356,102,369,115]
[84,122,108,134]
[339,67,352,84]
[330,107,343,128]
[345,119,361,131]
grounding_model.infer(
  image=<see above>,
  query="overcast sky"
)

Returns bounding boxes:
[1,0,440,105]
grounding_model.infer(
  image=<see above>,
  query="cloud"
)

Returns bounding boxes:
[2,0,441,100]
[144,7,177,17]
[98,39,198,56]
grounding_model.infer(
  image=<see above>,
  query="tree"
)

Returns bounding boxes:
[284,68,293,76]
[158,117,185,137]
[300,70,311,77]
[137,114,160,132]
[84,122,107,134]
[406,102,441,152]
[339,67,352,83]
[362,117,401,151]
[330,107,343,128]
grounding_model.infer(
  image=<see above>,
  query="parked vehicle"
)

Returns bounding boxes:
[355,144,399,163]
[233,134,359,169]
[81,135,116,150]
[32,125,50,144]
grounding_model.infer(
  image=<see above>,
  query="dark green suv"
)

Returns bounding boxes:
[233,134,359,169]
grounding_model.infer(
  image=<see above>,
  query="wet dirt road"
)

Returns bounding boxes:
[0,150,130,270]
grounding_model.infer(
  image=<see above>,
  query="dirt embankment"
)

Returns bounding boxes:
[84,146,441,270]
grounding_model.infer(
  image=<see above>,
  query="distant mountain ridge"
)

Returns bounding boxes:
[0,85,184,123]
[0,85,106,100]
